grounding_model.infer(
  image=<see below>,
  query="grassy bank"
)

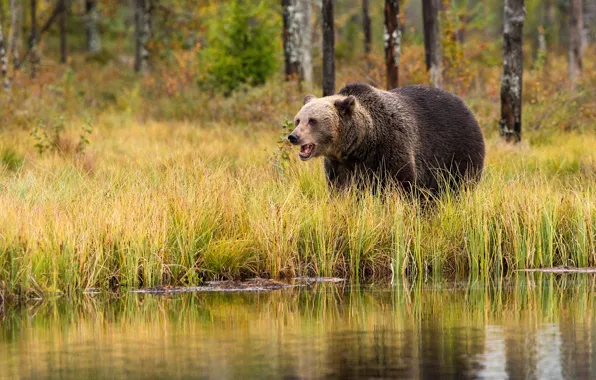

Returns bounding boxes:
[1,49,595,300]
[0,117,595,299]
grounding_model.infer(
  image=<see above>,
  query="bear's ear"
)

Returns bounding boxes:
[303,94,317,105]
[334,96,356,116]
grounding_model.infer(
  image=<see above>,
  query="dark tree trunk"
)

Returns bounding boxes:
[362,0,371,55]
[569,0,583,87]
[455,14,467,44]
[585,0,596,47]
[85,0,101,54]
[143,0,153,67]
[499,0,525,143]
[322,0,335,96]
[0,16,7,92]
[59,0,67,64]
[29,0,38,78]
[384,0,400,90]
[422,0,442,88]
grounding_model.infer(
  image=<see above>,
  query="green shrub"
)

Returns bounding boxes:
[1,149,24,172]
[204,0,280,94]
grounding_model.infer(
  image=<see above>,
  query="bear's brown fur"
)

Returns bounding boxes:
[288,83,485,196]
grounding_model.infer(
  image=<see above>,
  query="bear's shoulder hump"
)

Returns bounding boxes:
[337,83,376,98]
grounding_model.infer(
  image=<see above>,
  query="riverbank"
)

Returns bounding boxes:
[1,51,595,301]
[0,116,595,300]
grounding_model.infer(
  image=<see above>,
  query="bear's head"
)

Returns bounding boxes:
[288,94,356,161]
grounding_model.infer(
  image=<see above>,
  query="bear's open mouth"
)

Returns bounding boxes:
[299,144,315,160]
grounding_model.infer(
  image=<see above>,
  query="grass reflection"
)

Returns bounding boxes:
[1,273,595,379]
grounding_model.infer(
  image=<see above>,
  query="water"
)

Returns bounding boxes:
[1,273,595,379]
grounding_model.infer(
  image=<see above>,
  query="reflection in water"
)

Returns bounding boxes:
[1,273,596,379]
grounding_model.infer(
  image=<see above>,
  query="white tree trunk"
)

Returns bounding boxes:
[134,0,151,72]
[85,0,102,54]
[283,0,312,85]
[0,18,8,92]
[9,0,22,72]
[499,0,525,142]
[298,0,312,86]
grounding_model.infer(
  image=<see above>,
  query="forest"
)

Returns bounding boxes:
[0,0,595,300]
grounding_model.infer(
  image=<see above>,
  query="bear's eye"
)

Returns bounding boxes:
[295,119,300,125]
[309,119,317,126]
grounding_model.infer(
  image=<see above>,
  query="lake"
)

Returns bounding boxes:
[1,273,595,379]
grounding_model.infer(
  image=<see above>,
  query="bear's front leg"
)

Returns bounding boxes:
[324,158,353,193]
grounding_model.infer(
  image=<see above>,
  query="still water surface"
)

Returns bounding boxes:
[1,274,595,379]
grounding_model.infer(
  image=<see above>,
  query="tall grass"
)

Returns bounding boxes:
[0,117,594,299]
[0,46,595,300]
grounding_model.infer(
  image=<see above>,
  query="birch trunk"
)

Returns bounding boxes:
[282,0,298,79]
[569,0,583,87]
[384,0,400,90]
[499,0,525,143]
[0,17,7,92]
[422,0,442,88]
[134,0,151,72]
[298,0,312,86]
[282,0,312,85]
[85,0,101,54]
[322,0,334,96]
[9,0,22,71]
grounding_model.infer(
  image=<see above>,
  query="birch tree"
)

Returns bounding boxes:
[499,0,525,143]
[134,0,153,72]
[322,0,334,96]
[9,0,22,71]
[85,0,101,54]
[133,0,146,72]
[0,16,7,92]
[384,0,400,89]
[282,0,299,80]
[299,0,312,86]
[569,0,583,87]
[422,0,442,88]
[282,0,312,85]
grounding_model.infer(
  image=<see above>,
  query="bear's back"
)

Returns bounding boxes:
[334,83,485,193]
[393,85,485,188]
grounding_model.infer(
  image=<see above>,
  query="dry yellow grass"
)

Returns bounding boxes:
[0,46,595,300]
[0,112,594,299]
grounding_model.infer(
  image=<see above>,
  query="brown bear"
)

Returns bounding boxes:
[288,83,485,196]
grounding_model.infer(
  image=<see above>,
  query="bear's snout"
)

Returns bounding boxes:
[288,133,299,145]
